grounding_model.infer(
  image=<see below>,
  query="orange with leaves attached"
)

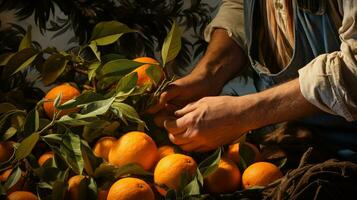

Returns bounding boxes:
[154,154,197,196]
[107,177,155,200]
[108,131,158,171]
[204,157,241,194]
[132,57,164,86]
[43,83,80,118]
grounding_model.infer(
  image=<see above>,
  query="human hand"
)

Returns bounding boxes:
[164,96,259,152]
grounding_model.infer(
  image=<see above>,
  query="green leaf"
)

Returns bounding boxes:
[198,147,222,178]
[90,21,136,46]
[0,103,18,115]
[2,127,17,141]
[15,132,40,161]
[93,163,117,179]
[115,72,138,98]
[145,64,163,86]
[114,163,152,178]
[60,130,84,174]
[51,180,67,200]
[41,53,68,85]
[18,25,32,51]
[58,97,115,125]
[23,109,39,136]
[1,48,39,79]
[88,43,101,61]
[82,120,119,143]
[88,62,101,81]
[111,102,145,126]
[238,143,257,170]
[183,176,201,196]
[57,92,105,110]
[161,21,181,67]
[100,59,142,78]
[4,167,22,190]
[0,53,15,66]
[81,142,103,176]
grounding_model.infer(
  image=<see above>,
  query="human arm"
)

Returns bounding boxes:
[147,0,247,115]
[165,79,322,152]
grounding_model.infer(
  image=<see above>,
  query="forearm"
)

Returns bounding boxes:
[192,28,248,89]
[243,79,322,129]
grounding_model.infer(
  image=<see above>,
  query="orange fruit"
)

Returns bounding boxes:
[107,177,155,200]
[227,142,262,164]
[43,83,80,118]
[157,145,175,160]
[93,136,117,161]
[0,141,14,163]
[132,57,164,86]
[7,191,38,200]
[0,168,25,194]
[108,131,158,171]
[98,188,109,200]
[38,151,54,166]
[68,175,85,200]
[242,162,283,189]
[154,154,197,196]
[204,157,241,194]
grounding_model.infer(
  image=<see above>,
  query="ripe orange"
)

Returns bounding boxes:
[38,151,54,166]
[108,131,158,171]
[132,57,164,86]
[43,83,80,118]
[93,136,117,161]
[204,157,241,194]
[7,191,38,200]
[98,188,109,200]
[0,141,14,163]
[68,175,85,200]
[157,145,175,160]
[227,142,262,164]
[0,168,25,194]
[154,154,197,196]
[107,177,155,200]
[242,162,283,189]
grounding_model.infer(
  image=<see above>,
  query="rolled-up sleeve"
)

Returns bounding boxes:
[204,0,246,51]
[298,0,357,121]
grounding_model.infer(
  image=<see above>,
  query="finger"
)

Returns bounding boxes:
[153,111,175,128]
[164,118,187,135]
[168,133,191,145]
[146,85,180,114]
[175,102,197,117]
[165,103,180,113]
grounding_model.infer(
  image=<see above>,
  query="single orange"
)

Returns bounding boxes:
[157,145,175,160]
[132,57,164,86]
[68,175,85,200]
[154,154,197,196]
[38,151,54,166]
[92,136,117,161]
[227,142,262,164]
[204,157,241,194]
[242,162,283,189]
[108,131,158,171]
[0,141,14,163]
[43,83,80,118]
[107,177,155,200]
[7,191,38,200]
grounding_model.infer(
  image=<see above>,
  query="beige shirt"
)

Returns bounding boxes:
[204,0,357,121]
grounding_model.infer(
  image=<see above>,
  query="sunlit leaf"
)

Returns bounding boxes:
[145,64,163,86]
[18,25,32,51]
[161,21,181,67]
[111,102,145,126]
[88,43,101,61]
[0,53,15,66]
[90,21,136,46]
[57,92,105,110]
[15,132,40,161]
[4,167,22,190]
[41,53,68,85]
[100,59,142,78]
